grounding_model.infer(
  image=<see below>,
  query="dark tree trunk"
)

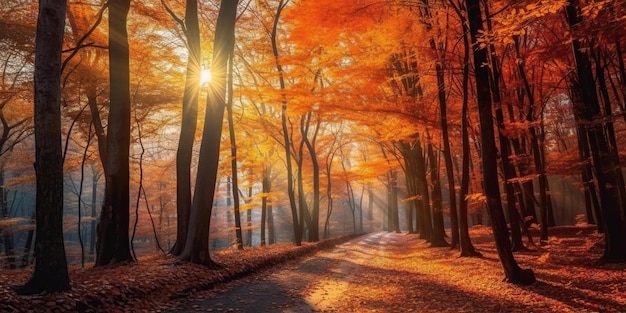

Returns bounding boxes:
[13,0,70,293]
[486,25,523,251]
[227,48,243,250]
[260,165,271,246]
[89,167,98,256]
[179,0,239,267]
[296,135,313,240]
[427,142,449,247]
[419,1,459,248]
[1,174,16,269]
[170,0,201,256]
[267,202,275,245]
[324,153,334,238]
[455,5,481,256]
[302,112,320,241]
[465,0,535,284]
[368,183,374,222]
[415,142,433,241]
[576,122,603,232]
[513,36,549,244]
[229,177,243,249]
[271,0,300,246]
[96,0,134,266]
[391,170,400,233]
[565,0,626,263]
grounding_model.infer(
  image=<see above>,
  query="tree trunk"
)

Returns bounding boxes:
[415,142,433,241]
[170,0,201,256]
[454,0,481,257]
[577,125,602,230]
[271,0,301,246]
[227,48,243,250]
[302,113,320,242]
[465,0,535,284]
[89,166,99,256]
[260,166,271,246]
[1,173,15,269]
[229,177,243,249]
[427,142,449,247]
[565,0,626,263]
[96,0,134,266]
[487,26,523,251]
[179,0,239,267]
[13,0,71,293]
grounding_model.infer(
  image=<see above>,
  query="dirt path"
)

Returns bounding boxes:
[164,232,399,312]
[164,230,626,313]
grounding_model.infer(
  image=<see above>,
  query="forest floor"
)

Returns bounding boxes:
[1,224,625,312]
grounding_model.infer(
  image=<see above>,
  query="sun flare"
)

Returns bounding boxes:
[200,69,211,86]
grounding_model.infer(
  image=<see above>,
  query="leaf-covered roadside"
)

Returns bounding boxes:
[0,235,359,312]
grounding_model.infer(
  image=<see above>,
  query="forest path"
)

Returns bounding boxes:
[164,232,422,312]
[163,228,625,312]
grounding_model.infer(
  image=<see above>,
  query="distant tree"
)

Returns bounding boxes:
[427,139,449,247]
[271,0,302,246]
[96,0,134,266]
[13,0,70,294]
[227,48,244,250]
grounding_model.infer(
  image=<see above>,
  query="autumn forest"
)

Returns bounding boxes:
[2,0,626,310]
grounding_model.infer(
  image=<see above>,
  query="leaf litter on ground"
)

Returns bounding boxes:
[0,225,624,312]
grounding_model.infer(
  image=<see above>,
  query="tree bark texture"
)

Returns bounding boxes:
[96,0,134,266]
[15,0,71,294]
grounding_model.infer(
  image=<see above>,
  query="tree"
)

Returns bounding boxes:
[272,0,302,246]
[13,0,70,294]
[179,0,239,267]
[162,0,201,257]
[465,0,535,284]
[565,0,626,263]
[96,0,134,266]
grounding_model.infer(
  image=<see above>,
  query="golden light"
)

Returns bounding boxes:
[200,69,212,86]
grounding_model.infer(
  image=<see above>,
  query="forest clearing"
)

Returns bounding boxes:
[2,225,625,312]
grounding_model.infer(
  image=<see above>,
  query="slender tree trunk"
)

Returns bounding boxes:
[0,173,15,269]
[465,0,535,284]
[302,113,320,241]
[565,0,626,262]
[179,0,239,267]
[324,157,334,238]
[227,49,243,249]
[89,166,98,256]
[271,0,301,246]
[427,142,449,247]
[260,165,271,246]
[455,2,481,257]
[423,7,459,248]
[268,202,275,245]
[415,142,433,241]
[487,26,523,251]
[577,125,602,230]
[14,0,71,293]
[170,0,201,256]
